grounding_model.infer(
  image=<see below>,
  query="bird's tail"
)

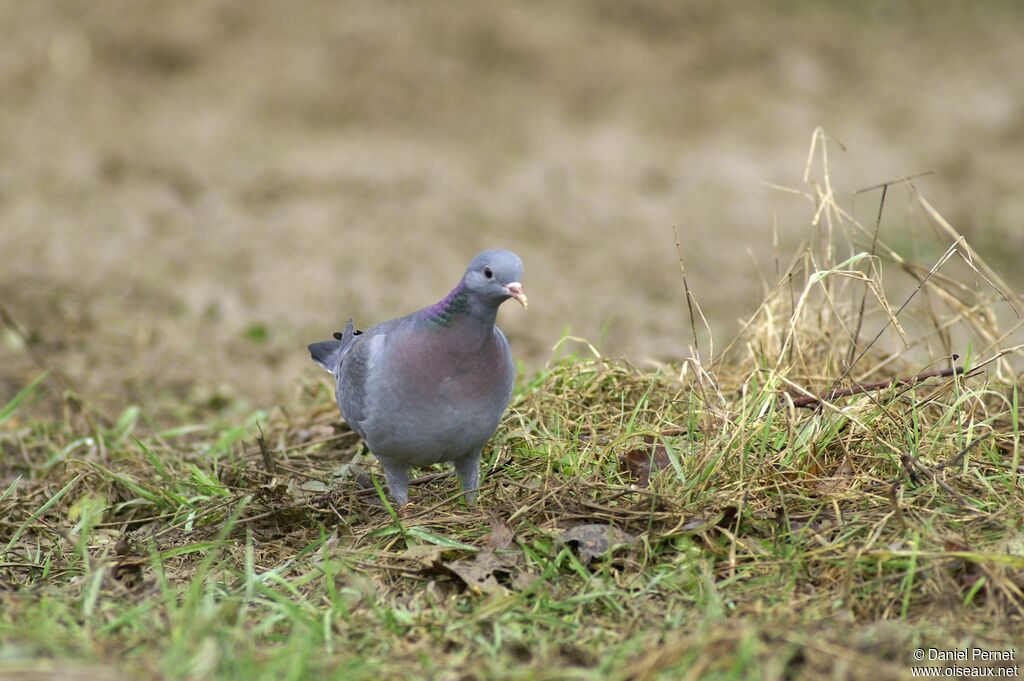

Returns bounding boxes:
[307,319,361,375]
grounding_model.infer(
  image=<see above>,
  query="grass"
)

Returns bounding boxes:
[2,135,1022,680]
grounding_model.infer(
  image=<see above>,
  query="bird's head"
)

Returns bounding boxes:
[463,250,527,309]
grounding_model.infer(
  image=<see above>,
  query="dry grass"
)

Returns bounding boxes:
[1,134,1022,679]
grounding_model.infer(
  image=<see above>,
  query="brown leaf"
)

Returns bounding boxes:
[556,524,637,565]
[511,569,542,592]
[484,515,514,551]
[619,435,672,485]
[422,517,519,595]
[439,552,510,596]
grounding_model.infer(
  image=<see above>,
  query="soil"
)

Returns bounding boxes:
[2,1,1023,417]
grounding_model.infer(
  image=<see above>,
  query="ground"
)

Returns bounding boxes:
[2,1,1024,416]
[1,2,1023,680]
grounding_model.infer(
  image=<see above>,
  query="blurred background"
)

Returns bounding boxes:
[2,0,1023,420]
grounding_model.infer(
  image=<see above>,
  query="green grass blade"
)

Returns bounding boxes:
[2,473,82,556]
[0,371,48,425]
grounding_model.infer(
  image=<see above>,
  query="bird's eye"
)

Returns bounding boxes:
[482,266,493,279]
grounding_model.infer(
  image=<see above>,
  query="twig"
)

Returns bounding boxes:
[841,239,960,384]
[898,451,974,512]
[255,423,277,475]
[790,366,965,408]
[234,511,277,527]
[887,481,906,530]
[847,182,887,368]
[853,170,936,195]
[936,434,991,471]
[0,562,46,570]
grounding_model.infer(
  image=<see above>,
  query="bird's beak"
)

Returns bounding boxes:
[504,282,528,309]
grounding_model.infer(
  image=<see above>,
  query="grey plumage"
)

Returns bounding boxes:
[308,250,526,506]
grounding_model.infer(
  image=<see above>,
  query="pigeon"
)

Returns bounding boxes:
[308,250,527,506]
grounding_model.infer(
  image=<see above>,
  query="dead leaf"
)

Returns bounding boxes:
[484,515,514,550]
[330,462,367,480]
[300,480,330,493]
[422,516,519,595]
[556,524,637,565]
[511,569,541,592]
[439,552,510,596]
[619,435,671,485]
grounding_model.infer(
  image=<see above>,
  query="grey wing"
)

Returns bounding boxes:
[336,330,388,439]
[494,326,517,405]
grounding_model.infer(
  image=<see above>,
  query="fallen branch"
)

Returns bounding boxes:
[790,366,965,408]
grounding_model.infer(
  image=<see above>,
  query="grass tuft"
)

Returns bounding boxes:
[2,133,1022,679]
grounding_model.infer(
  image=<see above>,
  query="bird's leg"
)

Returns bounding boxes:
[376,457,410,507]
[453,449,483,504]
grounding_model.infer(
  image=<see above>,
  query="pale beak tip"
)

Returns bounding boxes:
[506,282,528,309]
